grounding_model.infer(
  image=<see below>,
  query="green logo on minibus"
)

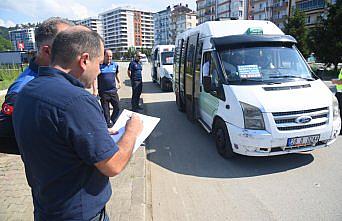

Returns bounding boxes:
[246,27,263,35]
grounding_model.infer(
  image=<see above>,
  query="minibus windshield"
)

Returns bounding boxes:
[161,52,174,65]
[218,46,314,83]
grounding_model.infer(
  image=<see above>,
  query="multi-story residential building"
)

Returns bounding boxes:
[197,0,216,24]
[251,0,272,21]
[9,28,36,51]
[197,0,246,25]
[100,7,154,53]
[250,0,291,29]
[271,0,291,29]
[170,4,197,44]
[154,6,172,45]
[250,0,334,30]
[295,0,335,28]
[75,17,104,37]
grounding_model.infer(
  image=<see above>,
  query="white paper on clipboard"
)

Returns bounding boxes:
[110,109,160,153]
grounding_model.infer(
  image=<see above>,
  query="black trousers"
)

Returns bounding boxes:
[0,137,19,154]
[99,91,120,127]
[0,94,20,154]
[336,92,342,133]
[131,80,142,110]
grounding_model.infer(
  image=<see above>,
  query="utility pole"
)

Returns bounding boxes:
[215,0,218,19]
[288,0,292,19]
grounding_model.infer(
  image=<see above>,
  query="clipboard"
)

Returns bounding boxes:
[111,109,160,153]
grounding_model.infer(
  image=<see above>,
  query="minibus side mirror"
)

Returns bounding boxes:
[203,76,211,93]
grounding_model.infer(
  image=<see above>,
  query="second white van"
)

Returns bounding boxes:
[151,45,175,91]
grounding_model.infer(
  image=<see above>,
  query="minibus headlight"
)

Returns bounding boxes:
[333,95,340,120]
[240,102,265,130]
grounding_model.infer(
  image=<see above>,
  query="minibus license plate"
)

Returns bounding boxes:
[287,135,320,147]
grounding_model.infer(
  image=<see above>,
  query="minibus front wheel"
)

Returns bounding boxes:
[213,119,235,159]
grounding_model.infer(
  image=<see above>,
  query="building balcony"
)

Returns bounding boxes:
[296,0,325,12]
[271,14,288,22]
[251,0,266,3]
[272,1,289,10]
[252,7,268,13]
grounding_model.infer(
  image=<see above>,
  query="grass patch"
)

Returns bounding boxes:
[0,94,5,104]
[0,65,22,90]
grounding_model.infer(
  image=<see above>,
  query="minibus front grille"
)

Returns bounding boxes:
[272,107,328,117]
[272,107,329,131]
[277,122,326,131]
[275,114,328,124]
[263,84,311,91]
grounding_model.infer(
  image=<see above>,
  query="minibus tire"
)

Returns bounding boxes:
[160,78,166,91]
[213,120,235,159]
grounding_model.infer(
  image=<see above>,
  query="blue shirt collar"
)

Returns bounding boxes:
[100,62,114,67]
[29,57,39,74]
[38,67,85,88]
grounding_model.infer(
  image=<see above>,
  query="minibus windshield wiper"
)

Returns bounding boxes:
[239,78,264,82]
[269,75,314,81]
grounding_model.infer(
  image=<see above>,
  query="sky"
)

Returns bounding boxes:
[0,0,197,27]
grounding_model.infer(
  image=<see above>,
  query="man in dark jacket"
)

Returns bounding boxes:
[13,26,143,220]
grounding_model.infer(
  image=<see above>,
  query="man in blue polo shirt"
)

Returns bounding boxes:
[96,49,121,128]
[0,17,73,154]
[13,26,143,220]
[128,51,143,111]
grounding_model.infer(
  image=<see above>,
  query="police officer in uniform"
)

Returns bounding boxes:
[332,69,342,134]
[0,17,73,154]
[97,49,121,128]
[128,51,143,111]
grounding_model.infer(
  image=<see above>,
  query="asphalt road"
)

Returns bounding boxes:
[142,68,342,221]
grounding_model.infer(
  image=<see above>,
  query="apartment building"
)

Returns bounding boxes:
[170,4,197,44]
[154,6,172,45]
[197,0,246,25]
[100,7,154,53]
[75,17,104,37]
[250,0,291,29]
[9,28,36,51]
[295,0,335,28]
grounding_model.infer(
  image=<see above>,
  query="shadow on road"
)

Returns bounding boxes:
[123,80,170,94]
[145,98,314,179]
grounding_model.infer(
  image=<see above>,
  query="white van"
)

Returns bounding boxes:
[151,45,175,91]
[140,53,148,63]
[174,20,341,158]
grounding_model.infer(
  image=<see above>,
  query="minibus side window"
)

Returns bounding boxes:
[202,52,211,78]
[210,56,220,90]
[202,52,221,97]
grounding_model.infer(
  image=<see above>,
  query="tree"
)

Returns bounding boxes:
[0,35,13,51]
[125,47,136,60]
[284,9,310,57]
[310,0,342,70]
[141,47,152,57]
